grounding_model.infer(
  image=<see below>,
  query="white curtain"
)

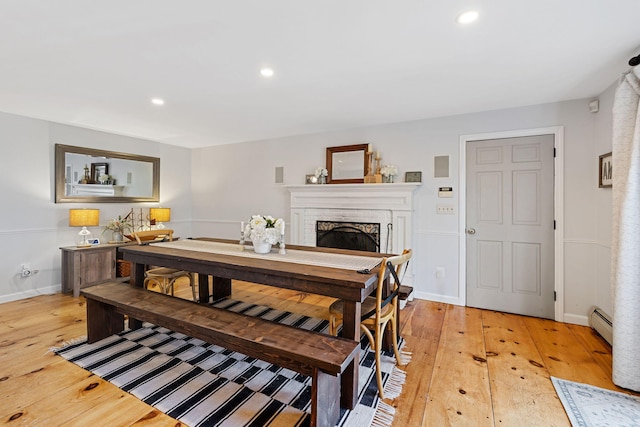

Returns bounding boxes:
[611,65,640,391]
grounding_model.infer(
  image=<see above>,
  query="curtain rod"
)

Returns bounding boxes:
[630,54,640,66]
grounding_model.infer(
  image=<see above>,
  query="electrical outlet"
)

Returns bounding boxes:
[21,263,32,277]
[436,205,455,214]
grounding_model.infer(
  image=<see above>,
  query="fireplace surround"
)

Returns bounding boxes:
[286,183,420,256]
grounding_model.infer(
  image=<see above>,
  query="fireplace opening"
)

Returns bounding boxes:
[316,221,380,253]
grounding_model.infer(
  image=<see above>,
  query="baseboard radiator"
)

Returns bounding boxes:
[589,306,613,345]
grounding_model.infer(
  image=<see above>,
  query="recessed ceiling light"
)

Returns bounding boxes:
[260,68,274,77]
[456,10,479,24]
[151,98,165,106]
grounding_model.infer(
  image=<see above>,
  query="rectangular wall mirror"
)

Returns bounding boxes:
[55,144,160,203]
[326,143,369,184]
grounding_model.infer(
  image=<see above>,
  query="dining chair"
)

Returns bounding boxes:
[132,229,196,301]
[328,249,412,399]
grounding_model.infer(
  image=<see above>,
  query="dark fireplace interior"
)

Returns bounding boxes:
[316,221,380,252]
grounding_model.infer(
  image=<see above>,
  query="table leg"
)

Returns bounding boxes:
[130,262,145,288]
[198,274,210,303]
[340,300,360,410]
[128,262,145,329]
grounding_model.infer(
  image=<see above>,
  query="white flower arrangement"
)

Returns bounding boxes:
[243,214,284,245]
[315,167,328,178]
[380,165,398,177]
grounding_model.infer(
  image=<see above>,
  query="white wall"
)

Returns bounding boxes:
[191,97,610,325]
[592,82,617,317]
[0,88,617,324]
[0,112,192,303]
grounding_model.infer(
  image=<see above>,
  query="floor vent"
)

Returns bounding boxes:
[589,306,612,345]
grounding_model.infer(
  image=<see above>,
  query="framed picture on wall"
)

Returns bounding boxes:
[599,152,612,188]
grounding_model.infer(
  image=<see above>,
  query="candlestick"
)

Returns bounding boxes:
[375,150,380,159]
[279,220,286,254]
[368,143,372,153]
[364,152,376,183]
[239,220,245,249]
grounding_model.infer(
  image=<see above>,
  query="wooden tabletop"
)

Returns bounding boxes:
[119,237,381,302]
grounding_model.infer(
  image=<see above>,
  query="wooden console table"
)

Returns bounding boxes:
[60,242,133,297]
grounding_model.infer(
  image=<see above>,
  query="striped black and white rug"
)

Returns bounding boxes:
[54,299,409,427]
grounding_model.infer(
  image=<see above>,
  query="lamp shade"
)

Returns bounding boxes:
[69,209,100,227]
[149,207,171,223]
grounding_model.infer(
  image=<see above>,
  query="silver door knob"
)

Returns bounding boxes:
[466,228,476,235]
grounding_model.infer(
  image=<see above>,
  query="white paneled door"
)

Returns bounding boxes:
[466,135,555,319]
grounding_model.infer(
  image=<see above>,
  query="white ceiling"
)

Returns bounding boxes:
[1,1,639,149]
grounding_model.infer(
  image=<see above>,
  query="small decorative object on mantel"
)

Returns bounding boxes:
[98,174,114,185]
[315,167,328,184]
[405,171,422,183]
[364,145,383,183]
[79,164,91,184]
[243,215,285,254]
[374,151,383,183]
[380,165,398,183]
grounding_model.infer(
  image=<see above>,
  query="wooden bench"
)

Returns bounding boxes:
[398,284,413,301]
[81,282,359,427]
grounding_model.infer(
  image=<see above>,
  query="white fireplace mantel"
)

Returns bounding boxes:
[285,183,420,256]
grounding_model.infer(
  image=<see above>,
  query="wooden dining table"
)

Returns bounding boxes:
[119,237,386,410]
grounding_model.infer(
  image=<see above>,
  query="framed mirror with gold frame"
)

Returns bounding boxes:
[55,144,160,203]
[326,144,369,184]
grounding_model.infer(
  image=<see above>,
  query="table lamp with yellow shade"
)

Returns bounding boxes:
[149,207,171,229]
[69,208,100,247]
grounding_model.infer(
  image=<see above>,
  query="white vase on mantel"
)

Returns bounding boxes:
[252,240,272,254]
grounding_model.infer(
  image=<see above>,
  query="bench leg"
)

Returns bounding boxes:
[310,368,340,427]
[86,299,124,343]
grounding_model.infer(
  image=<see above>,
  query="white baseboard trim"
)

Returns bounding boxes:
[414,291,588,326]
[414,291,463,306]
[563,313,589,326]
[0,285,60,304]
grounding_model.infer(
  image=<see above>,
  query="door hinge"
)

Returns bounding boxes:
[554,291,557,301]
[553,147,556,157]
[553,220,556,230]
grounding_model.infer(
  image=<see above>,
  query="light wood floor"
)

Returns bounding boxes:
[0,280,634,426]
